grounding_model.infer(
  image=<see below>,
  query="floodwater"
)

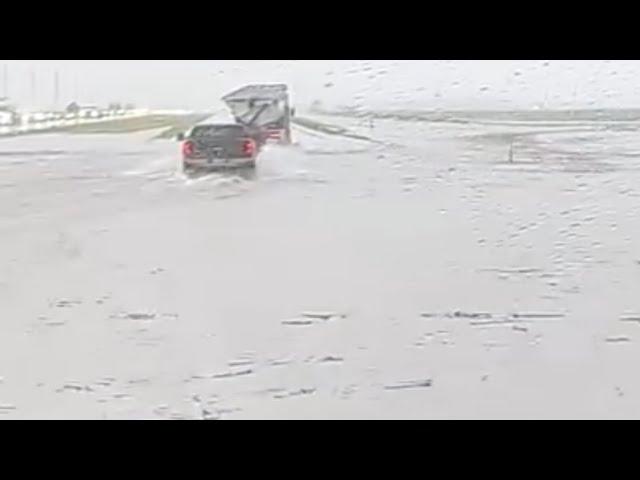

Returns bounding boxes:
[1,113,640,419]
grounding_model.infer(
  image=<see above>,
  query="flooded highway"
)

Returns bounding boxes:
[2,113,640,419]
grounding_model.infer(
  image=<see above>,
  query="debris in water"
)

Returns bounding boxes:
[96,295,111,305]
[125,312,156,321]
[64,383,83,391]
[539,272,561,279]
[266,358,293,367]
[211,369,254,380]
[301,311,343,321]
[447,311,493,320]
[318,356,344,364]
[606,336,631,343]
[127,378,151,386]
[511,312,565,320]
[215,407,242,418]
[54,299,81,308]
[513,325,529,333]
[94,379,114,387]
[200,408,218,421]
[45,321,66,327]
[254,387,287,396]
[470,319,517,327]
[58,382,90,393]
[274,388,316,399]
[480,268,542,274]
[228,359,254,367]
[288,388,316,397]
[385,379,432,391]
[620,316,640,324]
[282,319,314,326]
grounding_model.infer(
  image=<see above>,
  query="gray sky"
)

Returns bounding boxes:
[2,60,640,111]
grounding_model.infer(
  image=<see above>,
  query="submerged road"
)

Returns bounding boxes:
[2,115,640,419]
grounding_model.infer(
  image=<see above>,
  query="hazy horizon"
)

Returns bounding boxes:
[3,60,640,112]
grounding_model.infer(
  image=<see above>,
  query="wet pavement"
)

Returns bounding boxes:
[2,115,640,419]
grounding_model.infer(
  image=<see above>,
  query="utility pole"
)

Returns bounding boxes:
[53,70,60,109]
[30,69,36,107]
[2,64,7,98]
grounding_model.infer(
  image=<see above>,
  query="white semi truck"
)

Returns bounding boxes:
[222,84,295,145]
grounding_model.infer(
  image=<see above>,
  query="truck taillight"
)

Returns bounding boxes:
[243,139,257,156]
[182,140,195,157]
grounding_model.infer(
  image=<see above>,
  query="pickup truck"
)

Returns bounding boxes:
[178,122,260,172]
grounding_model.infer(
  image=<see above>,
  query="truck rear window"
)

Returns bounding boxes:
[191,125,244,138]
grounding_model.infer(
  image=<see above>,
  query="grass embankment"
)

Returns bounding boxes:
[0,113,210,139]
[58,113,210,137]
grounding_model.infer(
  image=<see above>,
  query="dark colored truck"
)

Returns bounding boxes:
[179,123,259,172]
[222,84,295,145]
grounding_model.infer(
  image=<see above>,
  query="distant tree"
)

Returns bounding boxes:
[66,102,80,114]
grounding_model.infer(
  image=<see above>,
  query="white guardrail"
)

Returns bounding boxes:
[0,109,153,137]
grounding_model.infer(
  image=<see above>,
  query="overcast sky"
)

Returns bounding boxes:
[2,60,640,111]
